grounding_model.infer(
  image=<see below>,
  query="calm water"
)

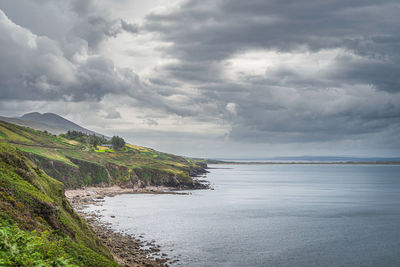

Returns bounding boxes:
[88,164,400,266]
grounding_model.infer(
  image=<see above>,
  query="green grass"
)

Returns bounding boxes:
[0,120,206,189]
[0,125,32,143]
[0,220,77,266]
[18,146,77,167]
[94,148,114,153]
[0,144,118,266]
[0,130,7,139]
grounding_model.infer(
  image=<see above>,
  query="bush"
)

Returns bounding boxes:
[111,136,125,150]
[60,131,106,149]
[0,221,75,266]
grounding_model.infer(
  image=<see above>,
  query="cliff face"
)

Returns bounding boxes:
[0,120,208,190]
[0,144,118,266]
[28,152,208,189]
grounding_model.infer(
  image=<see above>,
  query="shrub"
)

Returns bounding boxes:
[0,221,76,266]
[111,136,125,150]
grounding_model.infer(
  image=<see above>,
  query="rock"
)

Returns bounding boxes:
[67,191,169,267]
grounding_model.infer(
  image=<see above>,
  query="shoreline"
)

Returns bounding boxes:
[65,185,189,205]
[208,161,400,165]
[65,186,184,267]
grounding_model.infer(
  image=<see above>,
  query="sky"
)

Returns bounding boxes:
[0,0,399,158]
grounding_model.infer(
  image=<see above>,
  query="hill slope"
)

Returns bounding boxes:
[18,112,105,137]
[0,112,105,137]
[0,120,207,189]
[0,144,118,266]
[0,120,208,265]
[0,115,56,133]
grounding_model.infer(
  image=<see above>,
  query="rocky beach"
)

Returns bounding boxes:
[65,186,186,267]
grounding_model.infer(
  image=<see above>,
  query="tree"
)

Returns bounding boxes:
[88,134,101,149]
[111,136,125,150]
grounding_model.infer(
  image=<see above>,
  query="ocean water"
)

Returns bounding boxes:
[87,164,400,266]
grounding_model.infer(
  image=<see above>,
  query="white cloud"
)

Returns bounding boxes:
[226,102,237,115]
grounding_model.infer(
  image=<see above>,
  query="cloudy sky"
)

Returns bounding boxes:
[0,0,399,158]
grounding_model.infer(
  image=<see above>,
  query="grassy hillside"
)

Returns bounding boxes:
[0,120,207,189]
[0,120,208,265]
[0,143,117,266]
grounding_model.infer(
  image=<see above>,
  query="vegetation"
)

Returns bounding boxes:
[0,221,75,266]
[110,136,125,150]
[61,131,106,149]
[0,120,207,189]
[0,120,207,265]
[88,135,101,149]
[0,143,118,266]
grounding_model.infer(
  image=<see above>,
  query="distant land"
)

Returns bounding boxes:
[1,113,398,165]
[0,112,106,137]
[208,156,400,164]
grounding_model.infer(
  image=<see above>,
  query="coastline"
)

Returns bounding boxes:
[65,186,184,267]
[65,185,189,205]
[208,161,400,165]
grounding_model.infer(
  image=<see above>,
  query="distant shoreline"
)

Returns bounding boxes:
[208,161,400,165]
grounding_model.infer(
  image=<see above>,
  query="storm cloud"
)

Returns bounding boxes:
[0,0,399,157]
[143,0,400,147]
[0,7,133,101]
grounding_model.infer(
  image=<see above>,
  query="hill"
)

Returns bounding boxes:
[1,112,105,137]
[0,143,118,266]
[0,120,207,189]
[0,119,207,265]
[0,115,55,133]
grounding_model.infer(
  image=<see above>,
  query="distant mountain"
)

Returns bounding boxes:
[0,115,55,133]
[216,156,400,163]
[0,112,106,137]
[265,156,400,162]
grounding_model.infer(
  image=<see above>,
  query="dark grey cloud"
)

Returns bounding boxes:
[0,11,134,102]
[143,0,400,146]
[145,0,400,86]
[73,16,122,49]
[146,0,399,58]
[146,0,400,105]
[0,2,145,103]
[121,19,139,34]
[104,109,121,119]
[73,17,139,50]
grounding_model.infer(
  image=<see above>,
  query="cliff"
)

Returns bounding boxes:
[0,144,117,266]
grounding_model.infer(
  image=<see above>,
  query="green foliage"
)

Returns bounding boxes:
[0,120,206,189]
[0,220,76,266]
[111,136,125,150]
[88,134,101,149]
[61,131,106,149]
[0,144,118,266]
[0,130,7,139]
[68,158,109,185]
[0,120,208,266]
[60,130,88,143]
[18,146,77,167]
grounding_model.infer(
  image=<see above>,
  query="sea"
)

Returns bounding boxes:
[86,164,400,266]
